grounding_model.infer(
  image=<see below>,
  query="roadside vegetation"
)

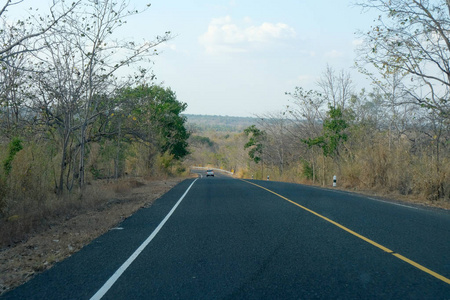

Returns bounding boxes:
[0,1,189,248]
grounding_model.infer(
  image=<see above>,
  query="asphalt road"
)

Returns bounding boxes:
[2,172,450,299]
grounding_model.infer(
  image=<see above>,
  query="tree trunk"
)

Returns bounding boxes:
[322,154,325,186]
[58,129,70,195]
[79,124,85,191]
[114,120,122,180]
[312,158,315,184]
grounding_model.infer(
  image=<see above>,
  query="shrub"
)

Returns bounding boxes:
[0,176,7,216]
[3,137,23,176]
[301,159,314,180]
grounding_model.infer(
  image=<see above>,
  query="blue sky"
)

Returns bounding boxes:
[136,1,379,117]
[13,0,379,117]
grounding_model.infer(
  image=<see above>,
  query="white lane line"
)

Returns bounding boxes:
[307,185,420,210]
[90,178,198,300]
[367,197,419,210]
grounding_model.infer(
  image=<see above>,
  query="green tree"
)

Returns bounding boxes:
[303,106,348,157]
[244,125,266,163]
[117,84,190,161]
[148,86,190,159]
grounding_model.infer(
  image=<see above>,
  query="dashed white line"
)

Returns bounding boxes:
[110,227,124,230]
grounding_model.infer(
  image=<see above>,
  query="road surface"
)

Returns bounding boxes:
[2,172,450,299]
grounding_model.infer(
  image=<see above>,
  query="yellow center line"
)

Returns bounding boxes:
[241,179,450,285]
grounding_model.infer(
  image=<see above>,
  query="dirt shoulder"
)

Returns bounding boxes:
[0,177,186,296]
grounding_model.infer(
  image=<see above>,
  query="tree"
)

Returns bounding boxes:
[0,39,28,138]
[286,87,326,138]
[356,0,450,199]
[145,86,190,160]
[303,105,348,158]
[0,1,80,139]
[244,125,267,178]
[27,0,171,194]
[255,112,300,176]
[0,0,80,63]
[244,125,266,164]
[286,72,343,182]
[318,64,353,110]
[357,0,450,118]
[116,84,189,163]
[66,0,169,188]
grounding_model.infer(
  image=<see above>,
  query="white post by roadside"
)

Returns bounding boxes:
[333,175,337,187]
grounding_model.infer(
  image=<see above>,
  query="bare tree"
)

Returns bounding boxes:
[356,0,450,118]
[286,87,326,138]
[317,64,353,110]
[0,30,29,137]
[256,112,300,176]
[0,0,80,63]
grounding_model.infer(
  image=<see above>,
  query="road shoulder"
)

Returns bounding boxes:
[0,177,184,296]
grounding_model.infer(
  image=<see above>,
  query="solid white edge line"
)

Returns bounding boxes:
[367,197,419,210]
[305,184,420,210]
[90,178,198,300]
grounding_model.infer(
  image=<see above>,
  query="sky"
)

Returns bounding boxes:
[12,0,380,117]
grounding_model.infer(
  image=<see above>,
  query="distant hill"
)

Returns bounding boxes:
[184,114,258,132]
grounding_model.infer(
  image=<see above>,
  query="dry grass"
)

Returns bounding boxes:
[237,156,450,211]
[0,176,184,296]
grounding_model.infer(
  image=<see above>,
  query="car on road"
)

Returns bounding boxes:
[206,170,214,177]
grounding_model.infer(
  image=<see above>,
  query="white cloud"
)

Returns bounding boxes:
[299,50,316,57]
[352,39,364,47]
[296,75,318,86]
[246,22,296,42]
[324,49,344,58]
[199,16,296,54]
[297,75,314,82]
[243,16,252,24]
[156,42,177,51]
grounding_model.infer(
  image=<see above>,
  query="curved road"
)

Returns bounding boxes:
[2,171,450,299]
